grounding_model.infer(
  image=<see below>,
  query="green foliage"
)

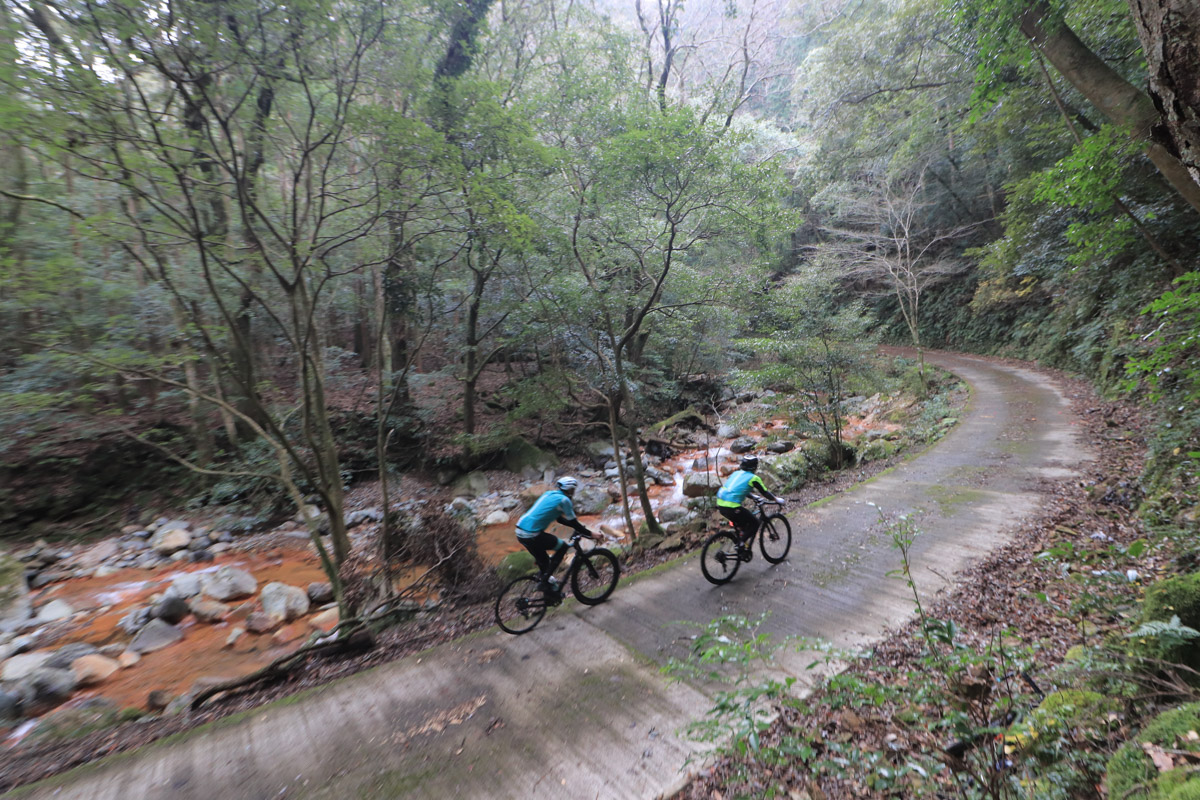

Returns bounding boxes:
[662,614,797,755]
[1106,703,1200,800]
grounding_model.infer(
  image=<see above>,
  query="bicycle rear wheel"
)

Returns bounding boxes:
[700,530,742,585]
[495,575,547,634]
[570,548,620,605]
[759,513,792,564]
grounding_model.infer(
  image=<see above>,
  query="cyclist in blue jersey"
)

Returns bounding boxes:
[715,455,784,554]
[515,476,593,596]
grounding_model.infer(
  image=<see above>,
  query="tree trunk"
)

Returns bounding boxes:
[1018,1,1200,212]
[1128,0,1200,187]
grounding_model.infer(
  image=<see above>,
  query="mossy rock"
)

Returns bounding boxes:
[25,700,120,745]
[1106,702,1200,799]
[1158,776,1200,800]
[0,551,29,625]
[1141,574,1200,669]
[1143,574,1200,630]
[496,550,537,584]
[1035,689,1120,729]
[503,437,558,474]
[857,438,902,464]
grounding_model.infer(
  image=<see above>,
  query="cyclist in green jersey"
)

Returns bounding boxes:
[715,455,784,548]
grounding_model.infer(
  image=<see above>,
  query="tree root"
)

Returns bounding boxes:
[190,627,376,711]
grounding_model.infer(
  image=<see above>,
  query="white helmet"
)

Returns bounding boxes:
[555,476,579,493]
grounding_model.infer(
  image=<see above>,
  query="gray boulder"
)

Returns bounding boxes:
[682,473,721,498]
[657,505,690,523]
[716,423,741,439]
[259,583,310,622]
[2,651,52,682]
[201,566,257,602]
[0,689,20,721]
[729,437,757,454]
[44,642,98,670]
[766,441,795,454]
[0,551,31,632]
[451,472,489,498]
[34,599,75,623]
[169,573,203,599]
[150,524,192,555]
[152,595,190,625]
[481,510,510,526]
[118,606,152,636]
[344,508,383,528]
[129,619,183,654]
[19,667,77,715]
[306,582,334,605]
[189,598,230,624]
[584,441,616,467]
[573,486,612,516]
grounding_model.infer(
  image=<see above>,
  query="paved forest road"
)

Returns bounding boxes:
[7,352,1092,800]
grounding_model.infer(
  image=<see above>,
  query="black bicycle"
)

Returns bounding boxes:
[494,531,620,635]
[700,495,792,585]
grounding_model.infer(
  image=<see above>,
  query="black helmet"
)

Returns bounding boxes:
[739,455,759,472]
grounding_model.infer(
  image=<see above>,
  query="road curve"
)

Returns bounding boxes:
[6,351,1091,800]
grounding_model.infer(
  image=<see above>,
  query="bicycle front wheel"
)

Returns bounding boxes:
[495,575,547,634]
[759,513,792,564]
[570,548,620,605]
[700,530,742,585]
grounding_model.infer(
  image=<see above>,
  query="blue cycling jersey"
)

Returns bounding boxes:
[716,470,767,508]
[516,490,577,538]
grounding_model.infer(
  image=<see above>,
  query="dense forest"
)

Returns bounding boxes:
[1,0,1199,793]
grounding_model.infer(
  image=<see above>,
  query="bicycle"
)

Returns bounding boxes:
[494,531,620,635]
[700,495,792,585]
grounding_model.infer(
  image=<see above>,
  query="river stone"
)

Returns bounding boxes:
[118,650,140,668]
[20,667,77,715]
[657,505,690,523]
[170,573,203,599]
[716,423,741,439]
[729,436,757,454]
[119,606,152,636]
[152,595,190,625]
[682,473,720,498]
[224,627,246,649]
[584,441,616,467]
[574,486,612,516]
[308,607,339,634]
[504,437,558,474]
[146,689,172,711]
[72,654,120,686]
[201,566,257,602]
[345,508,382,528]
[0,689,20,721]
[306,582,334,605]
[766,441,795,454]
[0,551,32,631]
[245,612,278,634]
[518,484,552,507]
[2,651,52,682]
[151,527,191,556]
[129,619,183,654]
[189,598,230,624]
[481,510,510,526]
[451,471,489,498]
[45,642,98,669]
[75,540,120,570]
[35,599,75,623]
[259,583,309,622]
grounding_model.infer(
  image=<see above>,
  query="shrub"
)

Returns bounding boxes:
[1141,575,1200,668]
